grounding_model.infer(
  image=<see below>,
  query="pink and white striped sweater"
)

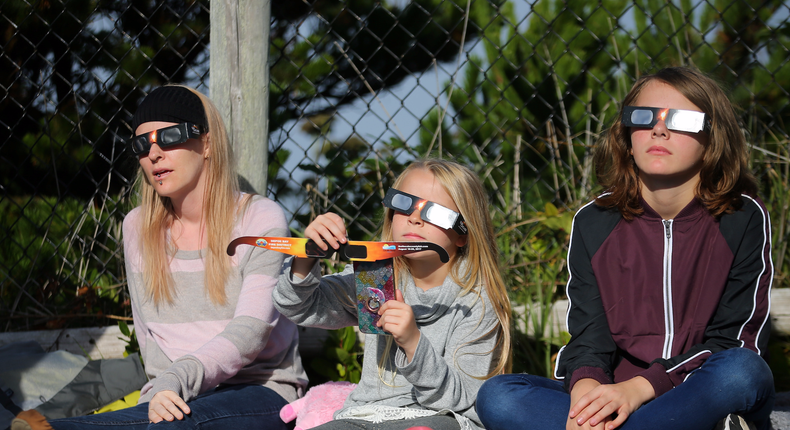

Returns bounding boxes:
[123,195,307,405]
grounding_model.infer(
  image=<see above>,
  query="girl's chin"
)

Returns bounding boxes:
[638,170,701,186]
[403,250,449,261]
[403,252,429,261]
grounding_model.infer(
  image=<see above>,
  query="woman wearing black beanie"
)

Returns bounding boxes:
[28,85,309,430]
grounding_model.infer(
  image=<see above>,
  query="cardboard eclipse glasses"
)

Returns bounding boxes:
[226,236,450,263]
[383,188,468,235]
[622,106,710,134]
[129,122,203,156]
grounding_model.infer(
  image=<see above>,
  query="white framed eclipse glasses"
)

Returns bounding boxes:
[129,122,203,156]
[623,106,710,134]
[383,188,468,235]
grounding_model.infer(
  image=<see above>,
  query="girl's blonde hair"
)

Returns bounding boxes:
[595,66,757,218]
[136,85,250,306]
[380,159,512,378]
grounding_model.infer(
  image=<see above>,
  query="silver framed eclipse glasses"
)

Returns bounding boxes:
[383,188,468,235]
[622,106,710,134]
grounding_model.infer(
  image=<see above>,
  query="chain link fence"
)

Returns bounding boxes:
[1,0,209,331]
[2,0,789,355]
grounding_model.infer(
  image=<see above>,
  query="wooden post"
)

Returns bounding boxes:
[210,0,270,194]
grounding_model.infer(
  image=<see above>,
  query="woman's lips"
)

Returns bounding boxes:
[402,233,425,240]
[153,169,172,181]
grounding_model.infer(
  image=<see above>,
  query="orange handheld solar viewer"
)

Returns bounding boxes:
[227,236,450,335]
[226,236,449,263]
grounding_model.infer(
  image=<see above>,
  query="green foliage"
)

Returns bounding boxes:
[269,0,491,131]
[292,134,412,241]
[267,0,505,222]
[309,326,364,384]
[302,254,363,384]
[761,158,790,287]
[0,0,211,199]
[0,194,130,330]
[415,0,630,210]
[501,203,574,376]
[627,0,790,128]
[117,320,141,362]
[769,332,790,392]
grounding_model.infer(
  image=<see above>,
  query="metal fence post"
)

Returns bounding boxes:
[210,0,270,194]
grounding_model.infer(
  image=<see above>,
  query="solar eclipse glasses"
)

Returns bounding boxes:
[383,188,468,235]
[622,106,709,134]
[129,122,203,156]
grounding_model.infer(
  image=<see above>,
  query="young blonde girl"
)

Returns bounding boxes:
[476,67,774,430]
[273,159,511,430]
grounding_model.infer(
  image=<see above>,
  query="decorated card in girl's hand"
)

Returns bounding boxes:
[354,259,395,335]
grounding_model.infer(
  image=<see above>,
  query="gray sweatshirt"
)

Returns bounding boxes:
[125,196,308,405]
[273,258,500,429]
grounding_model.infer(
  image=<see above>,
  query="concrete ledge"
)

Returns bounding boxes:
[0,325,331,360]
[0,325,131,360]
[516,288,790,341]
[2,289,788,360]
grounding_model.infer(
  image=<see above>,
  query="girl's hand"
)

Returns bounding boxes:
[377,289,420,362]
[567,415,611,430]
[292,213,347,278]
[304,212,347,251]
[148,390,190,423]
[568,377,655,430]
[567,379,609,430]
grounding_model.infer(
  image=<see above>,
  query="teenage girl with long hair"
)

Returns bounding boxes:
[44,85,308,430]
[273,159,512,430]
[476,67,774,430]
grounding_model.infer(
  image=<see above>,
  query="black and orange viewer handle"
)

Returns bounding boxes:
[226,236,449,263]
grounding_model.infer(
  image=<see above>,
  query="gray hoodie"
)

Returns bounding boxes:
[273,258,500,429]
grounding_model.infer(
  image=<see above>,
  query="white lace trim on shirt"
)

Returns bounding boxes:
[335,405,473,430]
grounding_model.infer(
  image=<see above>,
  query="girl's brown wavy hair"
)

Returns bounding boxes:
[594,67,757,219]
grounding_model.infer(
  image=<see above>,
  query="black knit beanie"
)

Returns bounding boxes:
[132,86,208,132]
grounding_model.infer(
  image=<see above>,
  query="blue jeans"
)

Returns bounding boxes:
[476,348,775,430]
[49,384,292,430]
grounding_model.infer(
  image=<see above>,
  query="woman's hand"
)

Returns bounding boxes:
[568,377,655,430]
[292,212,347,278]
[148,390,190,423]
[377,289,420,362]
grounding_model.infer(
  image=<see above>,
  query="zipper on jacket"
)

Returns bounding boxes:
[661,219,674,359]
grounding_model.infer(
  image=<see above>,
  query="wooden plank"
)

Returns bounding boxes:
[2,289,787,360]
[772,289,790,334]
[210,0,271,194]
[513,300,568,343]
[520,289,789,340]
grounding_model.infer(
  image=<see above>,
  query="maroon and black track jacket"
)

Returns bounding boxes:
[554,195,773,397]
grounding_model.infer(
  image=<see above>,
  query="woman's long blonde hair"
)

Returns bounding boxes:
[380,159,512,378]
[136,85,250,306]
